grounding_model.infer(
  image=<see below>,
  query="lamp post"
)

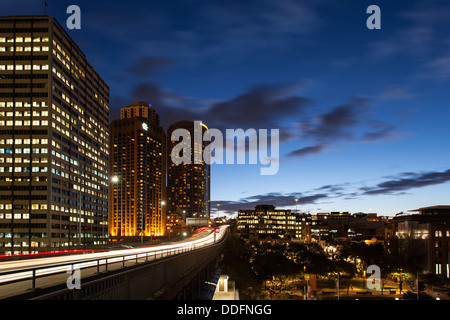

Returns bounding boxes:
[182,210,186,237]
[78,186,81,248]
[294,198,299,213]
[215,204,220,243]
[158,201,165,242]
[111,176,119,243]
[337,272,340,300]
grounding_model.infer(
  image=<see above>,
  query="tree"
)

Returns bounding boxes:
[250,249,297,297]
[334,260,357,295]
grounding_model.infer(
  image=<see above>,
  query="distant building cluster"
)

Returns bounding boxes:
[236,205,387,244]
[236,205,450,278]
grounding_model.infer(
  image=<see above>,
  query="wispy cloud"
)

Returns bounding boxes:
[286,144,326,158]
[212,191,328,214]
[366,0,450,80]
[376,85,419,101]
[286,96,404,159]
[115,80,311,133]
[128,56,175,77]
[214,167,450,214]
[360,168,450,196]
[113,80,407,161]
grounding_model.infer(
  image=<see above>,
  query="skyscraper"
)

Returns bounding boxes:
[109,102,166,241]
[0,16,110,254]
[167,120,210,220]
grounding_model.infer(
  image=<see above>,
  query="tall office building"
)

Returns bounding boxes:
[167,120,210,220]
[0,16,110,254]
[109,102,166,241]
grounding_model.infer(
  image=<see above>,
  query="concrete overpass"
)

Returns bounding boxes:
[0,226,228,300]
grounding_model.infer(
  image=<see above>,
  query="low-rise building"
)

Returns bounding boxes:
[237,205,310,242]
[166,213,188,237]
[310,212,387,243]
[392,205,450,277]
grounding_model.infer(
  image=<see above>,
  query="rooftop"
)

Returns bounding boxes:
[408,205,450,212]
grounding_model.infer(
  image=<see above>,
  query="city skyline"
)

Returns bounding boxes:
[1,0,449,216]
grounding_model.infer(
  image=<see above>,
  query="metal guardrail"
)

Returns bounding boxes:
[31,234,229,300]
[0,229,228,292]
[0,244,204,290]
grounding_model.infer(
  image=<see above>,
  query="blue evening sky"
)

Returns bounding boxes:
[2,0,449,216]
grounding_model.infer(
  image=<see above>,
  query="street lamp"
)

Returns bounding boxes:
[110,176,120,242]
[78,185,81,248]
[294,198,299,213]
[160,201,165,240]
[182,210,186,237]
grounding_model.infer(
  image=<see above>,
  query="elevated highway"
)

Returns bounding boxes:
[0,225,229,300]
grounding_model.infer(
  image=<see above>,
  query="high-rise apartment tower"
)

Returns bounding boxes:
[109,102,166,241]
[167,120,210,220]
